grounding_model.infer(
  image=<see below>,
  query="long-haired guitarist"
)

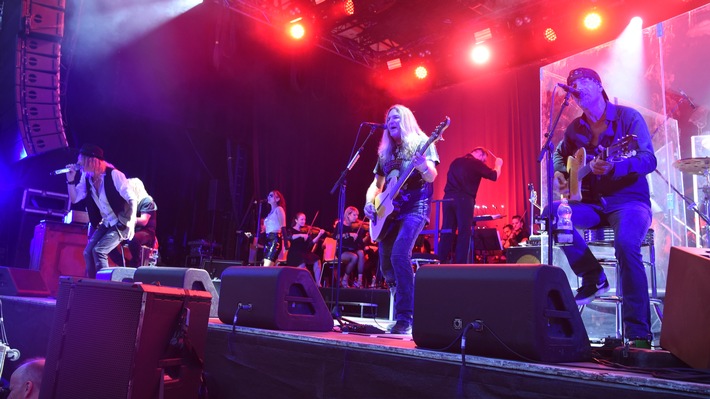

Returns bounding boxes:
[548,67,657,348]
[363,104,440,335]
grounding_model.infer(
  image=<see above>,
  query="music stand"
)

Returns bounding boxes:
[471,228,502,263]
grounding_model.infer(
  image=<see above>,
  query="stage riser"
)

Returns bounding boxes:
[0,296,706,398]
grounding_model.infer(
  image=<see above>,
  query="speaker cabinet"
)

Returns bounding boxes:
[218,266,333,332]
[40,277,211,399]
[0,266,50,296]
[29,220,86,295]
[96,267,137,283]
[506,246,541,264]
[661,246,710,369]
[413,264,591,363]
[133,267,219,318]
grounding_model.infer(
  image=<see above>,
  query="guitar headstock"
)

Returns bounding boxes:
[430,116,451,142]
[607,134,638,162]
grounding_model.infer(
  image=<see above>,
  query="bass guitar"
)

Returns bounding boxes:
[370,117,450,242]
[566,134,638,201]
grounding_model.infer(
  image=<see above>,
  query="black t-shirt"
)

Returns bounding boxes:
[374,139,440,218]
[443,154,497,200]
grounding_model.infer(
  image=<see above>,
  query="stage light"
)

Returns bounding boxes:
[544,27,557,42]
[584,12,602,30]
[630,16,643,29]
[470,44,491,64]
[387,58,402,70]
[414,65,428,79]
[289,18,306,40]
[344,0,355,15]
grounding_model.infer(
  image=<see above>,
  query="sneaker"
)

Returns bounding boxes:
[575,279,610,306]
[389,320,412,335]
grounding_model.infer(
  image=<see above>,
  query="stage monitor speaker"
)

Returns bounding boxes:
[218,266,332,332]
[661,246,710,369]
[96,267,137,283]
[413,264,591,363]
[0,266,50,296]
[506,246,541,264]
[40,277,211,399]
[133,266,219,318]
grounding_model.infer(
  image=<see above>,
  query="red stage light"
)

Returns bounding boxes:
[544,28,557,42]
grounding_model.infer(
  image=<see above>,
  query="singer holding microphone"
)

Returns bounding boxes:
[65,144,137,278]
[437,147,503,264]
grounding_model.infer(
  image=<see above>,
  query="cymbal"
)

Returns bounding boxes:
[673,157,710,175]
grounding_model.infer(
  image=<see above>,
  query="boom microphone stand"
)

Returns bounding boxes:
[328,124,384,333]
[537,89,574,265]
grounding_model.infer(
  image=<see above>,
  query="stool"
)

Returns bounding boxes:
[580,227,662,340]
[411,254,440,272]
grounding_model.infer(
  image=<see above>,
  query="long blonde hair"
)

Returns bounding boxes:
[377,104,428,162]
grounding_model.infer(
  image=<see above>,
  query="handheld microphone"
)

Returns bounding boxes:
[557,83,581,97]
[50,165,77,175]
[361,122,387,129]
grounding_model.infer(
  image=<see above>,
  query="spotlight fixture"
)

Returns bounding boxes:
[544,27,557,42]
[387,58,402,70]
[289,18,306,40]
[584,11,602,30]
[470,44,491,64]
[414,65,428,79]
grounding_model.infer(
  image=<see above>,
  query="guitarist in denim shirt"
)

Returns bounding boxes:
[550,67,657,348]
[364,104,440,334]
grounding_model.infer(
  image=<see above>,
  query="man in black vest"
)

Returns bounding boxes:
[66,144,137,277]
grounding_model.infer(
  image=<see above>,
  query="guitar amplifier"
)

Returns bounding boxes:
[30,221,87,295]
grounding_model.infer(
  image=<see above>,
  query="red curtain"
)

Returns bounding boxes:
[408,65,542,229]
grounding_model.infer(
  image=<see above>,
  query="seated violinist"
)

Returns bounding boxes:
[334,206,368,288]
[287,212,326,286]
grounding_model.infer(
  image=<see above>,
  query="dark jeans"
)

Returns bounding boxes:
[378,213,427,325]
[108,230,155,267]
[547,200,653,340]
[438,195,474,263]
[84,224,125,278]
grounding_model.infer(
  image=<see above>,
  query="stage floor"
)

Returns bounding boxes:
[3,295,708,398]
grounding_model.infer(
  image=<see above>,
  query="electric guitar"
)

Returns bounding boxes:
[566,134,638,201]
[369,117,450,242]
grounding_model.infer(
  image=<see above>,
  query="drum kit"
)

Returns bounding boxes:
[673,157,710,246]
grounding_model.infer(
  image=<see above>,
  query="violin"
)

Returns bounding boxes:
[351,220,370,232]
[299,225,329,237]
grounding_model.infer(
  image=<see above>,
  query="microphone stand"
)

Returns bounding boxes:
[328,125,383,333]
[537,90,573,265]
[653,169,710,247]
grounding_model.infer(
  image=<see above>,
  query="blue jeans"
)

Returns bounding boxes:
[84,224,125,278]
[378,213,427,324]
[547,200,653,340]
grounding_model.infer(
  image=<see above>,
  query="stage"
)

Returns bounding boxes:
[1,293,709,398]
